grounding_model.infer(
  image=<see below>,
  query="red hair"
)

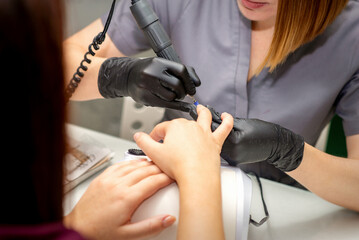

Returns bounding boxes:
[257,0,349,73]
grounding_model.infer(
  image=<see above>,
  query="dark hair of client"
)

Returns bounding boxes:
[0,0,66,224]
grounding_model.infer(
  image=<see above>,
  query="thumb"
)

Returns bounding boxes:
[120,215,176,239]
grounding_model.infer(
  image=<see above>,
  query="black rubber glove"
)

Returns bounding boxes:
[189,106,305,172]
[98,57,200,112]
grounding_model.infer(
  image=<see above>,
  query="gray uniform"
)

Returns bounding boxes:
[103,0,359,187]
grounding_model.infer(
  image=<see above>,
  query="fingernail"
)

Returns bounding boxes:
[162,215,176,228]
[133,132,140,141]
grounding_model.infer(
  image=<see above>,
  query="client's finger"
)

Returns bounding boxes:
[101,159,151,177]
[212,112,234,145]
[148,121,171,142]
[196,105,212,131]
[119,214,176,239]
[132,173,173,201]
[134,132,163,160]
[125,164,163,186]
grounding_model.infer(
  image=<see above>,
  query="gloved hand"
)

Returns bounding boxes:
[189,106,305,172]
[98,57,201,112]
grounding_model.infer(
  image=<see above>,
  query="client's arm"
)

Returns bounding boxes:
[134,105,233,240]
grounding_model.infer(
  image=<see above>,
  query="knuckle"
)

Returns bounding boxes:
[172,79,182,89]
[176,118,191,126]
[126,190,141,203]
[115,191,128,202]
[171,118,182,124]
[135,164,159,177]
[178,64,186,73]
[153,173,172,184]
[223,119,233,130]
[147,219,162,233]
[147,164,161,174]
[91,177,113,191]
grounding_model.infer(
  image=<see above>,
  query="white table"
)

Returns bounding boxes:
[64,124,359,240]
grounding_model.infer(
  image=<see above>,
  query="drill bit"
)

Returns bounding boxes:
[189,95,199,106]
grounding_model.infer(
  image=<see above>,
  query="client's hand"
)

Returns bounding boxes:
[134,104,233,240]
[64,160,175,240]
[134,104,233,182]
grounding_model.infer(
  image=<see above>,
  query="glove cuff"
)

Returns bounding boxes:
[268,126,305,172]
[98,57,138,98]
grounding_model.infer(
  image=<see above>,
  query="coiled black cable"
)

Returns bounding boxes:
[65,0,117,102]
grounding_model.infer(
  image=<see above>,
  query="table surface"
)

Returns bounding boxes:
[64,124,359,240]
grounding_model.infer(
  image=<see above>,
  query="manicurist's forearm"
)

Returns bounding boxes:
[63,19,124,101]
[176,171,225,240]
[63,43,106,100]
[288,143,359,211]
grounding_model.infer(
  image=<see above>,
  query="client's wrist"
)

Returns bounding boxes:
[175,162,221,189]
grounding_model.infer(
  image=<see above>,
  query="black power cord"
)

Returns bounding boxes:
[65,0,117,102]
[248,172,270,227]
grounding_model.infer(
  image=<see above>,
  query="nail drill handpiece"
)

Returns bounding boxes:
[130,0,198,104]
